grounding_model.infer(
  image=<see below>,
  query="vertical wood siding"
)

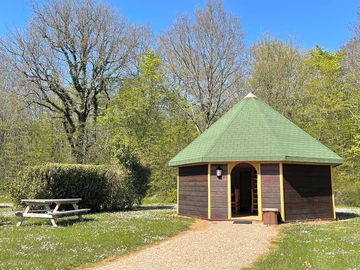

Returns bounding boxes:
[283,164,333,221]
[178,165,208,218]
[261,163,281,210]
[210,164,228,220]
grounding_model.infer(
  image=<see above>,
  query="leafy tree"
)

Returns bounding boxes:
[250,35,307,119]
[0,88,71,193]
[251,39,359,205]
[0,0,149,163]
[293,47,359,205]
[102,51,196,200]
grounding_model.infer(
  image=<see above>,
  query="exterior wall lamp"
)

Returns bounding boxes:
[216,166,223,178]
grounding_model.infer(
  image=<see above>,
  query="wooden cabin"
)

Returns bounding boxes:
[169,93,343,223]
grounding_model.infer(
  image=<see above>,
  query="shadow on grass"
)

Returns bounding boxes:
[56,217,96,226]
[336,211,360,220]
[0,204,12,209]
[11,217,96,227]
[133,205,175,211]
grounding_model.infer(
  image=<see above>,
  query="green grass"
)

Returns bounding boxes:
[0,206,192,269]
[0,196,13,204]
[250,211,360,270]
[142,195,176,205]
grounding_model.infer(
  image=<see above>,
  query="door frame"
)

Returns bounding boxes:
[228,162,262,220]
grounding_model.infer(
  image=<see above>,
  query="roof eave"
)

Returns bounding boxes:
[169,155,344,167]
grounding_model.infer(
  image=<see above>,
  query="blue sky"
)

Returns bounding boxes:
[0,0,359,51]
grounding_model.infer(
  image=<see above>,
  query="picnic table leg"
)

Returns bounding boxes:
[16,206,30,227]
[72,203,83,221]
[53,203,60,212]
[45,204,57,227]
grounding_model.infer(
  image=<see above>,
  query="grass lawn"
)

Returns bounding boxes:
[0,205,192,269]
[0,196,13,204]
[250,209,360,270]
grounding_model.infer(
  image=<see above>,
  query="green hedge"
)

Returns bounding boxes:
[9,163,150,212]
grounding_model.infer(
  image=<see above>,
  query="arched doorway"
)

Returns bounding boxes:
[231,163,258,217]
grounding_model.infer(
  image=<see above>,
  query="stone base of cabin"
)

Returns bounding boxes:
[178,162,336,223]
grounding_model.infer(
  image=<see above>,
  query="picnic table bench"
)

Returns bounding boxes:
[15,198,90,227]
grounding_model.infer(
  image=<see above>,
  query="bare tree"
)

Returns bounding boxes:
[0,0,150,163]
[340,11,360,128]
[159,0,246,134]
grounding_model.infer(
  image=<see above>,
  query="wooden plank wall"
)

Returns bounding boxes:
[283,164,333,221]
[261,163,281,210]
[178,165,208,218]
[210,164,228,220]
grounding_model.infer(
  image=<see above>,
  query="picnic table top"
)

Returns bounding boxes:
[21,198,82,204]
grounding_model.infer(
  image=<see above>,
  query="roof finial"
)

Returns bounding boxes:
[244,92,257,99]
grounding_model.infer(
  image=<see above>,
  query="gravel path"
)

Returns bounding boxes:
[93,220,278,270]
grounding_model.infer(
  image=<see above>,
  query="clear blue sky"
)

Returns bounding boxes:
[0,0,359,51]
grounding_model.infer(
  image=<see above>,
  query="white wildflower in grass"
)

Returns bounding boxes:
[20,244,31,250]
[150,236,165,241]
[96,254,107,259]
[40,241,61,251]
[302,261,312,269]
[0,204,192,269]
[82,246,95,252]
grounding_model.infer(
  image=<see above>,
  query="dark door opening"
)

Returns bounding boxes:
[239,171,251,211]
[231,163,258,217]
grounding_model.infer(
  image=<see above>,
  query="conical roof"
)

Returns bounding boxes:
[169,93,343,166]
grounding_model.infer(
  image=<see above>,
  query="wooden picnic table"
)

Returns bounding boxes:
[15,198,90,227]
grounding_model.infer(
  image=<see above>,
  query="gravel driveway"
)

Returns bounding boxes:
[93,220,278,270]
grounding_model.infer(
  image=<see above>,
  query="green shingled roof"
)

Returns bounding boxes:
[169,93,343,166]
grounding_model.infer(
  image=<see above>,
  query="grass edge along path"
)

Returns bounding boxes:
[248,212,360,270]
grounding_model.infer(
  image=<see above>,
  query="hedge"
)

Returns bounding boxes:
[9,162,150,212]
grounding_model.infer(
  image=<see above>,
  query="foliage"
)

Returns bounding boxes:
[0,0,149,163]
[249,211,360,270]
[0,89,71,193]
[114,145,151,205]
[0,206,192,269]
[9,163,150,211]
[102,51,196,201]
[251,38,359,206]
[250,35,307,119]
[0,0,359,205]
[297,47,359,206]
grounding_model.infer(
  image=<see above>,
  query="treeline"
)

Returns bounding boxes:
[0,0,358,205]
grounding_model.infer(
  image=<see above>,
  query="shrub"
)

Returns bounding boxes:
[9,162,150,212]
[115,145,150,205]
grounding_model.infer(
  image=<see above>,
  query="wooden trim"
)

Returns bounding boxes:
[282,161,339,166]
[177,167,179,214]
[279,162,285,221]
[176,160,339,168]
[208,163,211,219]
[227,162,261,220]
[257,164,262,221]
[227,163,234,219]
[331,165,336,219]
